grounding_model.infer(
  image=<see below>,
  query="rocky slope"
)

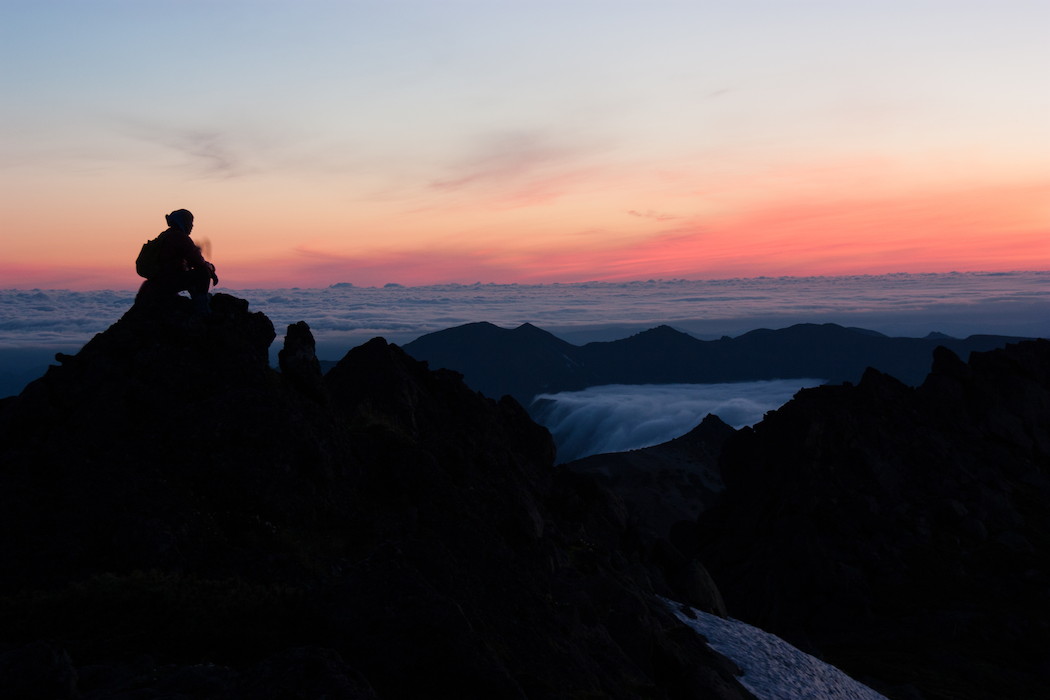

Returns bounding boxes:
[5,293,1045,699]
[564,414,736,541]
[0,294,747,699]
[676,340,1050,700]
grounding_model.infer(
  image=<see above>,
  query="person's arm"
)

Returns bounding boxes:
[183,239,208,269]
[185,238,219,286]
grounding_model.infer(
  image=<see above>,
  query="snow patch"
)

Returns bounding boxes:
[662,598,888,700]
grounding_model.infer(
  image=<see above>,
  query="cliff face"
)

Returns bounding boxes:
[680,340,1050,700]
[0,295,745,699]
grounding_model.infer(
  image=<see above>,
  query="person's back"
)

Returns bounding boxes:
[134,209,219,313]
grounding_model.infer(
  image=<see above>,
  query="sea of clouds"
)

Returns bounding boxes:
[534,379,826,463]
[4,271,1048,352]
[3,272,1048,454]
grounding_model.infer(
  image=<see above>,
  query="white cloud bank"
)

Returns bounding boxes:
[533,380,825,463]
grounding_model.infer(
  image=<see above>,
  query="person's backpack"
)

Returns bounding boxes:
[135,233,167,279]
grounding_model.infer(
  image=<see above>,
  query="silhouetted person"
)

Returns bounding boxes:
[135,209,219,313]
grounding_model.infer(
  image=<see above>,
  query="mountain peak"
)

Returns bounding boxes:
[637,324,688,337]
[4,293,276,440]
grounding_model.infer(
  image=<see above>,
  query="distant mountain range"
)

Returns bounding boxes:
[400,321,1031,403]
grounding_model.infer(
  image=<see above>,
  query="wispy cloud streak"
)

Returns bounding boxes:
[122,122,253,179]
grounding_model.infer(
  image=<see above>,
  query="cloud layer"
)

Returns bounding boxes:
[1,271,1046,398]
[532,380,826,463]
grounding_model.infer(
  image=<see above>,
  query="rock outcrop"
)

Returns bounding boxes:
[0,294,746,699]
[565,413,735,540]
[677,340,1050,700]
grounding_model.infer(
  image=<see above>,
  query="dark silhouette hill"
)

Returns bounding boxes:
[0,294,746,699]
[671,340,1050,700]
[399,321,597,401]
[403,322,1030,404]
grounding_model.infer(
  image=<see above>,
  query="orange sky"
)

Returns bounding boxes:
[2,175,1047,290]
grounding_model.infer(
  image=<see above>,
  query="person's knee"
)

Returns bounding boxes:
[188,267,212,296]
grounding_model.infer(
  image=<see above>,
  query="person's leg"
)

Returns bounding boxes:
[135,271,210,312]
[185,267,213,314]
[134,277,179,307]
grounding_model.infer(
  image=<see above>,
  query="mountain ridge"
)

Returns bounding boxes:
[561,338,1050,699]
[682,341,1050,699]
[402,321,1032,404]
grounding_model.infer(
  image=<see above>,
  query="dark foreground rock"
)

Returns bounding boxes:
[677,340,1050,700]
[0,294,746,699]
[565,414,735,541]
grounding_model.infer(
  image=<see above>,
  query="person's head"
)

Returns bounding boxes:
[165,209,194,234]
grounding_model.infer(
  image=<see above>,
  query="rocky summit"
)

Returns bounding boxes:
[0,294,745,699]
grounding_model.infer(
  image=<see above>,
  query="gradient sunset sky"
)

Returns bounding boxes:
[3,1,1047,289]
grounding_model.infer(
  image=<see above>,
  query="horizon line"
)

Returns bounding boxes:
[4,269,1047,294]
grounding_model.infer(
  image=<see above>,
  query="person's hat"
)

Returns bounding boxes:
[165,209,194,233]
